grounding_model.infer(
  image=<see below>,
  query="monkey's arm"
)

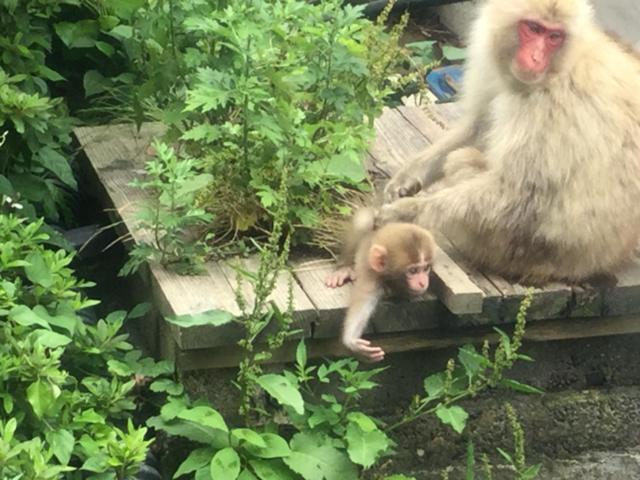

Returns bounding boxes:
[342,283,385,362]
[326,208,375,288]
[383,119,479,202]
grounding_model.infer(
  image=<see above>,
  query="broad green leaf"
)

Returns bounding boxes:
[239,469,259,480]
[442,45,466,61]
[38,65,64,82]
[27,380,54,418]
[232,428,267,448]
[424,373,445,398]
[9,305,51,329]
[83,70,111,97]
[284,432,358,480]
[210,447,240,480]
[160,397,189,420]
[250,459,296,480]
[128,302,151,319]
[244,433,290,459]
[384,476,417,480]
[150,379,184,396]
[325,153,366,183]
[38,147,77,189]
[345,422,390,468]
[47,429,74,465]
[256,374,304,414]
[174,448,215,478]
[346,412,377,432]
[75,409,105,423]
[458,345,489,378]
[109,25,134,40]
[435,405,469,434]
[166,310,234,328]
[500,379,544,394]
[178,406,228,432]
[24,252,54,287]
[33,330,72,348]
[147,416,228,447]
[55,20,99,48]
[296,340,307,368]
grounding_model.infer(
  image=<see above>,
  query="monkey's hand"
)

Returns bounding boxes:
[346,338,385,363]
[383,169,423,203]
[325,266,356,288]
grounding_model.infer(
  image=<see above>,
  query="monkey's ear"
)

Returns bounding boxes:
[368,244,388,273]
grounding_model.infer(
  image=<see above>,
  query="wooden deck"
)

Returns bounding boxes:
[74,101,640,371]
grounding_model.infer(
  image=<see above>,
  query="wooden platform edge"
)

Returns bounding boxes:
[175,314,640,371]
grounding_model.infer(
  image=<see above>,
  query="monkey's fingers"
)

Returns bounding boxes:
[324,267,355,288]
[354,339,385,363]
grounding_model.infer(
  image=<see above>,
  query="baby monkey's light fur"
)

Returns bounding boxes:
[382,0,640,283]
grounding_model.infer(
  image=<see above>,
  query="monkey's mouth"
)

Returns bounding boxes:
[510,61,547,85]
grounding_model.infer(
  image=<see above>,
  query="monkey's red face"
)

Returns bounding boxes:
[513,19,566,83]
[405,262,431,295]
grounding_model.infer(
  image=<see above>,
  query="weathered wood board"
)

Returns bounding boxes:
[74,101,640,370]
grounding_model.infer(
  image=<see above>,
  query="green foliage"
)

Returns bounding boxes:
[389,292,542,433]
[120,140,214,275]
[87,0,418,252]
[0,213,173,477]
[463,404,541,480]
[148,342,391,480]
[0,1,82,222]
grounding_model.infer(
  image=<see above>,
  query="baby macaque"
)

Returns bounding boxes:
[325,208,435,362]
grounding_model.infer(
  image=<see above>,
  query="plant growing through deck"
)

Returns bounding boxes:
[120,140,215,275]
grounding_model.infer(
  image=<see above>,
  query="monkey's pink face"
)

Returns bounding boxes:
[405,262,431,295]
[512,19,566,83]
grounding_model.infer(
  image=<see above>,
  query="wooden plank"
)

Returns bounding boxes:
[396,104,447,143]
[176,314,640,370]
[429,245,484,315]
[570,285,604,318]
[433,234,503,325]
[292,257,351,339]
[75,124,248,351]
[369,107,431,176]
[486,275,571,322]
[604,257,640,315]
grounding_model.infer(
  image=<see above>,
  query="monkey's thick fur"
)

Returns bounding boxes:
[381,0,640,284]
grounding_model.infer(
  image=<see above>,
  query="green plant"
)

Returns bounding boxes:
[0,213,173,478]
[462,404,541,480]
[389,293,540,434]
[0,1,86,222]
[148,341,392,480]
[120,140,214,275]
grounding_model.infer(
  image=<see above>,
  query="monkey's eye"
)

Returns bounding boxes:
[548,31,565,45]
[526,21,544,34]
[407,266,420,276]
[423,265,432,274]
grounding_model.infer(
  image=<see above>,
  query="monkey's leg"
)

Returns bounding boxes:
[376,196,429,226]
[380,171,501,233]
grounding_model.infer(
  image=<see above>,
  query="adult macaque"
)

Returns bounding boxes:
[381,0,640,284]
[326,209,435,362]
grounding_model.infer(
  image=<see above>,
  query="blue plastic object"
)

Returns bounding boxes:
[426,65,464,101]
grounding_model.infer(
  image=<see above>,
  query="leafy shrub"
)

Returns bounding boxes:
[0,1,81,222]
[0,210,172,478]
